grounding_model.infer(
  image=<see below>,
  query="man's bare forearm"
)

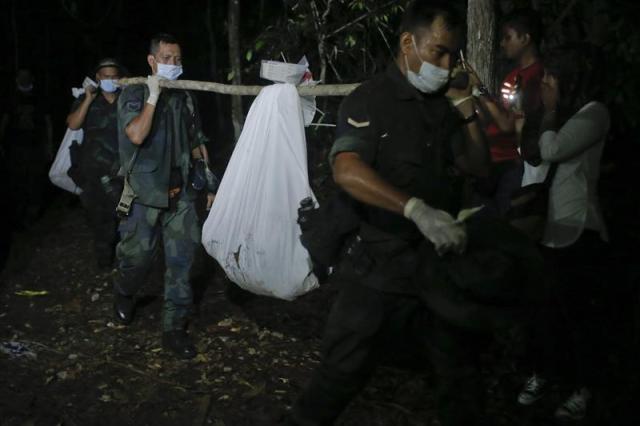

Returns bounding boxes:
[125,103,156,145]
[333,152,410,215]
[191,144,209,161]
[456,101,490,177]
[66,97,92,130]
[478,96,515,133]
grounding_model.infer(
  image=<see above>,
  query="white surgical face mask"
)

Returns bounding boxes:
[156,63,183,80]
[405,36,450,93]
[17,83,34,93]
[99,79,119,93]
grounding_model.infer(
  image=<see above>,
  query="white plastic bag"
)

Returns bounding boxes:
[260,56,318,126]
[48,128,83,194]
[48,84,90,195]
[202,84,319,300]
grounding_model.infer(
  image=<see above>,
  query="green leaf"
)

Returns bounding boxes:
[245,49,253,61]
[227,71,235,81]
[255,40,265,51]
[345,35,357,48]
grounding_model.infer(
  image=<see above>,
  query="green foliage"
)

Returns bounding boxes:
[237,0,639,136]
[535,0,640,135]
[243,0,409,83]
[600,1,640,133]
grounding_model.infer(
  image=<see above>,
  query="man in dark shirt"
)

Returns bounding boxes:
[289,1,490,425]
[0,68,52,228]
[67,58,125,268]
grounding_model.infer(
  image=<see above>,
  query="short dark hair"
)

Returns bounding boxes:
[502,8,543,47]
[94,57,125,75]
[149,33,179,55]
[398,0,464,42]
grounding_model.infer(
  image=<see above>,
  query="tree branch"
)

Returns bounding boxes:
[117,77,360,96]
[326,0,399,39]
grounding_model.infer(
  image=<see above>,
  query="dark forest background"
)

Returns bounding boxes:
[3,0,639,150]
[2,2,640,424]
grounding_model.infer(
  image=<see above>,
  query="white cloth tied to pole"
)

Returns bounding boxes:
[202,84,319,300]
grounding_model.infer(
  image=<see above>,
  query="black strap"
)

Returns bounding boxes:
[124,146,140,177]
[542,162,558,188]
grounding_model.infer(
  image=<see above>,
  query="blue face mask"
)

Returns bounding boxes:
[405,36,450,93]
[99,79,119,93]
[156,63,183,80]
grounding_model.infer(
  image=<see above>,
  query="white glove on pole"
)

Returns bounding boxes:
[404,197,467,255]
[146,75,162,106]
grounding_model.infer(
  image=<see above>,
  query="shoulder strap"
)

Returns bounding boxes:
[543,162,558,187]
[124,147,140,176]
[122,84,149,175]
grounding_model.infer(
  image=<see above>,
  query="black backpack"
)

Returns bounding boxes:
[416,216,552,332]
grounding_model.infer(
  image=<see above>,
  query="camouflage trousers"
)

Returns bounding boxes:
[113,198,201,331]
[79,177,119,267]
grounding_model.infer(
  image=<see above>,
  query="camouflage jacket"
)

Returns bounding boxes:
[117,85,208,208]
[70,93,120,179]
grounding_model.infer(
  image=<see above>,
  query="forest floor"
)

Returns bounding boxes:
[1,193,639,426]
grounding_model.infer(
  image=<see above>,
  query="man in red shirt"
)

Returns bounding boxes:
[471,9,544,216]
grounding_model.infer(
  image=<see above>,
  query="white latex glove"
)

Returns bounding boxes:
[146,75,162,106]
[404,197,467,255]
[81,77,98,102]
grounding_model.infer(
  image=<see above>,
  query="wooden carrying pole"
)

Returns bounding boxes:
[117,77,359,97]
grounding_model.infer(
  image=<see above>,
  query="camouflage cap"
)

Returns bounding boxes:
[94,58,126,75]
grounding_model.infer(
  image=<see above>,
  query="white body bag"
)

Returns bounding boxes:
[202,84,319,300]
[48,128,83,195]
[48,84,92,195]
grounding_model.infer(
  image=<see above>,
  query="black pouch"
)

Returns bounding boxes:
[343,235,375,276]
[116,175,137,217]
[101,175,124,204]
[297,191,362,283]
[190,159,220,193]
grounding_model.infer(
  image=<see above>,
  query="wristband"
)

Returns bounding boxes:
[461,111,478,124]
[472,85,490,98]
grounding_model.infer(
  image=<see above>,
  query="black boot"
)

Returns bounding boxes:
[113,293,135,325]
[162,329,197,359]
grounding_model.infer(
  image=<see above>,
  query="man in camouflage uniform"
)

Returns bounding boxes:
[113,33,215,359]
[67,58,125,268]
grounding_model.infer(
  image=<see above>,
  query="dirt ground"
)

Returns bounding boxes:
[1,195,639,426]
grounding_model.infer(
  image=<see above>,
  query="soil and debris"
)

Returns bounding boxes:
[1,194,639,426]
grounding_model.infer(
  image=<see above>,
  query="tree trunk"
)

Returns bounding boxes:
[207,0,226,133]
[310,0,328,83]
[11,0,19,72]
[467,0,497,92]
[227,0,243,140]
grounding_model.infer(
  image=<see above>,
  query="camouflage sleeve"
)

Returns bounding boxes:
[117,85,145,130]
[328,90,377,166]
